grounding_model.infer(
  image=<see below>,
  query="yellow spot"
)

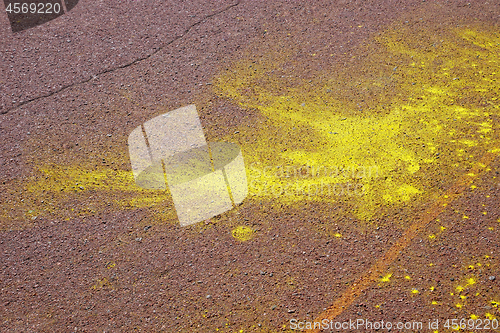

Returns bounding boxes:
[429,234,436,239]
[431,301,438,305]
[440,226,446,231]
[456,303,463,308]
[375,304,380,308]
[471,185,477,189]
[405,275,411,280]
[482,211,487,215]
[334,233,342,238]
[106,262,116,269]
[411,289,419,294]
[456,285,465,292]
[488,227,494,230]
[466,277,476,285]
[491,301,499,308]
[231,226,255,242]
[429,263,434,267]
[470,314,479,320]
[380,273,392,282]
[485,313,496,320]
[460,295,467,300]
[430,286,435,291]
[463,215,469,219]
[213,24,500,222]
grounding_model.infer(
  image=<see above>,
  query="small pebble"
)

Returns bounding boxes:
[206,295,211,299]
[489,276,496,281]
[135,237,142,241]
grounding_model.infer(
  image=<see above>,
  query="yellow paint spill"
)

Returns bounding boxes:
[231,226,255,242]
[91,277,112,290]
[214,23,500,221]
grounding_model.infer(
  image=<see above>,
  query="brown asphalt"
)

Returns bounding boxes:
[1,0,499,332]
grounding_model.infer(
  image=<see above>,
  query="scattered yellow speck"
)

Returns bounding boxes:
[429,234,436,239]
[429,263,434,267]
[231,226,255,242]
[430,286,435,291]
[411,289,419,294]
[491,301,499,308]
[405,275,411,280]
[440,226,446,231]
[467,173,476,177]
[482,211,487,215]
[431,301,438,305]
[456,285,465,292]
[375,304,380,308]
[456,303,463,308]
[334,233,342,238]
[471,314,479,320]
[450,292,454,296]
[460,295,467,300]
[471,185,477,189]
[488,227,494,230]
[380,273,392,282]
[463,215,469,219]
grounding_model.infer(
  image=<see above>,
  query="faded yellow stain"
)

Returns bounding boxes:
[91,277,112,290]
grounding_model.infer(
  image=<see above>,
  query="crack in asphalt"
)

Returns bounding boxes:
[0,0,240,115]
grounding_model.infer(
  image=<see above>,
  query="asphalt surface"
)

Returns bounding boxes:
[1,0,500,332]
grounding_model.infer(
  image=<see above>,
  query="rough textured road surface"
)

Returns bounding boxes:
[1,0,499,332]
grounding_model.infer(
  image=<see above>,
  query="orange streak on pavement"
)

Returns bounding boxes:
[307,152,497,333]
